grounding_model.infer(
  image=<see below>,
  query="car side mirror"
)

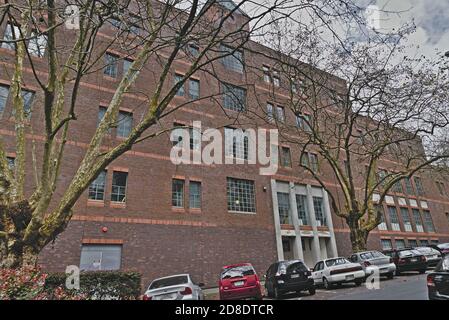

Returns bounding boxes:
[198,283,205,288]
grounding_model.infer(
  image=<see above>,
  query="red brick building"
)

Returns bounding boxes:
[1,1,448,288]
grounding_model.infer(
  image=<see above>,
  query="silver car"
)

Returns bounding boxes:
[349,250,396,279]
[143,274,205,300]
[414,247,442,267]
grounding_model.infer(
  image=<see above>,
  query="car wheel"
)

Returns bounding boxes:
[419,269,426,274]
[387,272,394,279]
[323,278,332,290]
[395,269,401,276]
[309,287,316,295]
[354,279,362,286]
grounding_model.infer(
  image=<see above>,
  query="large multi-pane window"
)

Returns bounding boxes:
[296,194,309,226]
[377,170,387,188]
[123,59,135,77]
[277,192,291,224]
[388,207,401,231]
[28,31,47,57]
[272,70,280,87]
[295,114,311,131]
[225,127,248,160]
[313,197,326,226]
[404,177,414,195]
[280,147,291,167]
[408,239,418,248]
[263,66,271,83]
[420,239,429,246]
[414,177,424,195]
[220,44,244,73]
[111,171,127,203]
[104,53,118,78]
[301,152,319,173]
[381,239,392,250]
[222,83,246,111]
[172,179,185,208]
[276,106,285,122]
[88,170,107,201]
[80,245,121,271]
[2,23,20,50]
[227,178,256,213]
[391,179,403,193]
[0,85,9,114]
[422,211,435,233]
[412,209,424,232]
[266,103,274,121]
[189,79,200,100]
[376,205,388,230]
[189,181,201,209]
[395,239,406,249]
[117,111,133,138]
[400,208,413,232]
[174,74,185,96]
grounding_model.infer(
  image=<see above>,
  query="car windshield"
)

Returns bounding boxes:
[284,261,308,273]
[398,250,420,257]
[416,247,431,254]
[221,265,255,279]
[326,258,349,267]
[438,243,449,250]
[149,275,188,289]
[436,257,449,272]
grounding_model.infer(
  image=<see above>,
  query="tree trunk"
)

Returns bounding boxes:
[347,213,369,252]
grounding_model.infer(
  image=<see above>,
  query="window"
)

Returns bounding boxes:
[172,179,185,208]
[395,239,406,249]
[104,53,119,78]
[28,31,47,57]
[295,114,311,131]
[117,111,132,138]
[313,197,326,226]
[266,103,274,121]
[220,44,244,73]
[227,178,256,213]
[123,59,134,76]
[188,43,199,57]
[376,205,388,230]
[392,179,403,193]
[422,211,435,233]
[388,207,401,231]
[273,70,280,87]
[88,170,107,201]
[189,181,201,209]
[174,74,185,96]
[381,239,392,250]
[111,171,127,203]
[412,209,424,233]
[404,177,414,195]
[276,106,285,122]
[277,192,291,224]
[414,177,424,196]
[225,127,248,160]
[280,147,291,167]
[263,66,271,83]
[6,157,15,169]
[2,23,20,50]
[296,194,309,225]
[20,90,35,119]
[408,239,418,248]
[222,83,246,111]
[80,245,121,271]
[0,85,9,114]
[400,208,413,232]
[420,239,429,246]
[291,79,298,94]
[189,79,200,100]
[377,170,387,188]
[301,152,318,173]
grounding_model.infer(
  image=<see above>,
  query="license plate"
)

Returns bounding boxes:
[157,293,177,300]
[345,274,354,280]
[291,274,299,278]
[380,268,388,272]
[234,281,244,287]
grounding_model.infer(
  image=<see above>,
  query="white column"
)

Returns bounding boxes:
[271,179,284,261]
[323,191,338,257]
[289,182,304,261]
[306,185,321,263]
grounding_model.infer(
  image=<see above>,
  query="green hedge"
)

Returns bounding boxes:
[44,271,142,300]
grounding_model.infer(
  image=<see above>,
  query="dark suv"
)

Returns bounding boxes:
[383,248,427,275]
[264,260,315,299]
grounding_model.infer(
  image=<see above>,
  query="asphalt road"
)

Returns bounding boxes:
[264,272,429,300]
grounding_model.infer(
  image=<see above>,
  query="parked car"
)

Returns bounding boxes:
[219,263,262,300]
[143,274,204,300]
[427,255,449,300]
[383,248,427,275]
[264,260,315,299]
[428,243,449,257]
[312,257,365,289]
[348,250,396,279]
[414,247,442,267]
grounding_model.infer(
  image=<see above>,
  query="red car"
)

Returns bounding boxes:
[219,263,262,300]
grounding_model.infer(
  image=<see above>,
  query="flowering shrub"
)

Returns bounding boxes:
[0,267,85,300]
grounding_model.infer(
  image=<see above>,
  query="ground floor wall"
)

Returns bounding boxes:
[38,220,278,289]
